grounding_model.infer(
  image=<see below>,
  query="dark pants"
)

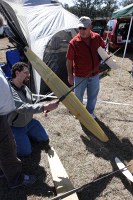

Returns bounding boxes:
[0,115,23,187]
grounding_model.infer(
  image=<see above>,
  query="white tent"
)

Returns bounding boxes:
[0,0,79,94]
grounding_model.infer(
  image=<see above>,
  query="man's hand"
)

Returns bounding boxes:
[43,101,59,116]
[68,75,74,86]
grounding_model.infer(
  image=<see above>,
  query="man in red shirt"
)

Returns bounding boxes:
[66,16,105,118]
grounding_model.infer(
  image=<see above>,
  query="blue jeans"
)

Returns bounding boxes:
[11,119,49,156]
[74,75,99,114]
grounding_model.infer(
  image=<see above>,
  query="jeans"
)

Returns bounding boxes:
[74,75,99,114]
[11,119,49,156]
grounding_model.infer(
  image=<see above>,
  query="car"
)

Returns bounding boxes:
[103,17,133,51]
[92,19,107,37]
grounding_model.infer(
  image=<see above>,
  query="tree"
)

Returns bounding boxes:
[65,0,118,19]
[63,3,69,9]
[121,0,133,7]
[100,0,118,18]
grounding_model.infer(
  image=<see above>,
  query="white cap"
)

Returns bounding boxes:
[78,16,92,28]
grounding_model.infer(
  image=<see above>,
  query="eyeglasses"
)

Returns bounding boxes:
[78,27,87,30]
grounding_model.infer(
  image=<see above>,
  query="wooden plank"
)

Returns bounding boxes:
[47,147,79,200]
[24,47,108,142]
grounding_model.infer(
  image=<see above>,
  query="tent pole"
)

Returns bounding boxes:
[118,14,133,84]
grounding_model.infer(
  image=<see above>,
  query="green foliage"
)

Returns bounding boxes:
[64,0,122,19]
[122,0,133,7]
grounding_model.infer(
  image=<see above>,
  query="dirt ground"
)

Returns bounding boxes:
[0,37,133,200]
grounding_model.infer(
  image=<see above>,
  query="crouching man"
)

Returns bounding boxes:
[8,62,58,157]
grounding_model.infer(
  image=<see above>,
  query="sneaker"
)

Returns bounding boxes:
[0,173,4,178]
[44,143,51,153]
[38,140,51,153]
[22,175,36,186]
[10,175,36,189]
[91,113,96,119]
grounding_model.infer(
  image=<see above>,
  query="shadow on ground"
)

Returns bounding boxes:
[78,118,133,200]
[0,144,55,200]
[113,49,133,62]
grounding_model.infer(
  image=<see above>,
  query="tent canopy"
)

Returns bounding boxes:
[0,0,79,94]
[0,0,79,59]
[112,3,133,19]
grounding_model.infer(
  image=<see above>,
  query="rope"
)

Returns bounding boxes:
[83,98,133,106]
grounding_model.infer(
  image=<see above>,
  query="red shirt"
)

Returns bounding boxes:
[66,31,105,77]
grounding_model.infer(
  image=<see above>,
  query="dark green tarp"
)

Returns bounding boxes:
[112,3,133,19]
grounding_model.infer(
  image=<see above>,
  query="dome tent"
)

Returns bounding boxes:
[0,0,79,95]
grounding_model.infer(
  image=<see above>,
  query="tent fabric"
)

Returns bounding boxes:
[0,0,28,47]
[0,0,79,94]
[112,3,133,19]
[22,0,79,59]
